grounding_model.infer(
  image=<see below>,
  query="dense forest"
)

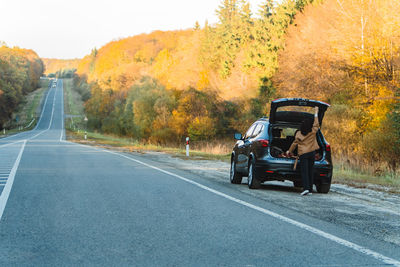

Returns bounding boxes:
[68,0,399,172]
[75,0,311,135]
[42,58,79,76]
[0,46,44,129]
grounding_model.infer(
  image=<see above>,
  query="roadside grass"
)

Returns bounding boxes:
[64,78,84,115]
[67,130,231,162]
[1,80,48,136]
[333,163,400,191]
[63,78,85,131]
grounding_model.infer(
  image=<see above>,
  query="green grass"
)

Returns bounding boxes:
[26,87,46,121]
[64,78,84,115]
[1,80,48,135]
[63,78,85,131]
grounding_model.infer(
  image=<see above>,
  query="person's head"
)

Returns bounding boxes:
[300,118,313,135]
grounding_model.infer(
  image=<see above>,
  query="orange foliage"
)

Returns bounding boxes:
[42,58,80,74]
[77,28,260,100]
[77,30,193,91]
[274,0,400,167]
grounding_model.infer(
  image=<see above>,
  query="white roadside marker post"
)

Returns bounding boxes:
[3,129,5,135]
[84,116,88,140]
[186,137,190,157]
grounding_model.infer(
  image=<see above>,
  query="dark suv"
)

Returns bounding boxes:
[230,98,333,193]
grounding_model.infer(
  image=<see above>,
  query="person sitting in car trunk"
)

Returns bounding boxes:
[286,106,320,196]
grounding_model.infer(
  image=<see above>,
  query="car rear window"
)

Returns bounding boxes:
[277,106,315,114]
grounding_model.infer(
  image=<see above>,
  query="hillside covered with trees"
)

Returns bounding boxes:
[42,58,80,76]
[76,0,311,134]
[72,0,400,173]
[0,46,44,129]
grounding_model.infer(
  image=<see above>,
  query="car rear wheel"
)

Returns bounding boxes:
[230,159,242,184]
[248,160,261,189]
[316,183,331,193]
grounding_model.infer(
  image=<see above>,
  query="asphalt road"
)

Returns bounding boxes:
[0,80,399,266]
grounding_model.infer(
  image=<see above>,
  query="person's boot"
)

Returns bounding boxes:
[300,190,309,196]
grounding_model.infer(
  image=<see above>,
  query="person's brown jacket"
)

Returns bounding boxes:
[288,116,319,156]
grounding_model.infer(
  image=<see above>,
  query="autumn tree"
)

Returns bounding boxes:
[274,0,400,167]
[0,46,44,129]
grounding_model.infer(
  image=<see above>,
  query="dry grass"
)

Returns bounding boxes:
[332,154,400,191]
[67,130,232,162]
[190,140,235,155]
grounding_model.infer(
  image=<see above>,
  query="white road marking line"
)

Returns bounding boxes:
[30,86,57,140]
[0,86,52,142]
[0,84,62,220]
[0,140,26,220]
[67,141,400,267]
[59,81,64,141]
[0,139,25,148]
[0,86,53,142]
[33,86,52,131]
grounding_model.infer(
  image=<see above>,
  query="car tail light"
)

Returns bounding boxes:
[259,139,269,147]
[319,173,327,177]
[266,170,274,173]
[326,144,331,152]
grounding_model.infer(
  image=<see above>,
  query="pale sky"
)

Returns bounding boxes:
[0,0,265,59]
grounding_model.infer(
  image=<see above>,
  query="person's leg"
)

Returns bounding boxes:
[308,151,315,192]
[300,154,309,192]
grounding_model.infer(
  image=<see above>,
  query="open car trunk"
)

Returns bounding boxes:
[268,98,329,161]
[269,98,330,126]
[269,124,324,161]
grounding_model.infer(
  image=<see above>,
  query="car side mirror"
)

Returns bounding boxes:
[234,133,243,140]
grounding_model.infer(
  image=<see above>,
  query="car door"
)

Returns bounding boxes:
[236,123,257,171]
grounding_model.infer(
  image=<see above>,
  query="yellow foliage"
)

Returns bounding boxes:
[42,58,80,74]
[152,49,175,89]
[169,110,188,137]
[364,86,395,130]
[76,28,260,100]
[197,70,210,90]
